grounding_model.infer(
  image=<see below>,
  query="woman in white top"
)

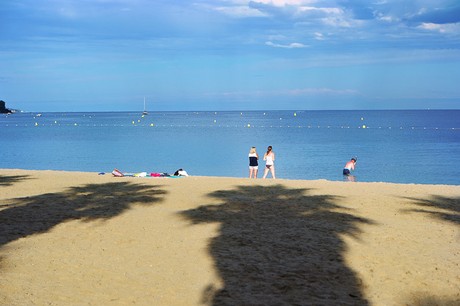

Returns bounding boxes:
[263,146,276,179]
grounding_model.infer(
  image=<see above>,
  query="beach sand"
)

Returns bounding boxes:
[0,169,459,305]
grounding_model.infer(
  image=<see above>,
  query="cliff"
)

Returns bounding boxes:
[0,100,12,113]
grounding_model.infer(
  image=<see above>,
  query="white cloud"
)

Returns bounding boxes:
[376,14,398,23]
[314,32,324,40]
[297,6,342,15]
[287,88,359,96]
[220,0,346,20]
[268,34,288,40]
[417,22,460,34]
[214,5,268,17]
[265,41,307,48]
[253,0,318,6]
[320,17,346,27]
[204,87,360,97]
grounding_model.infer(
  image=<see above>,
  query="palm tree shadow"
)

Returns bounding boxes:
[0,174,32,187]
[399,195,460,305]
[0,181,167,247]
[180,184,374,305]
[400,195,460,225]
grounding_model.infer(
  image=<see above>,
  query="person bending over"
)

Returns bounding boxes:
[343,157,357,176]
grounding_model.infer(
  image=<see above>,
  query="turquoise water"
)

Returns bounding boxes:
[1,110,459,185]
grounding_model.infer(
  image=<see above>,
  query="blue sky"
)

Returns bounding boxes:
[1,0,460,111]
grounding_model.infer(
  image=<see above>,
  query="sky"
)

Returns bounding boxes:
[1,0,460,111]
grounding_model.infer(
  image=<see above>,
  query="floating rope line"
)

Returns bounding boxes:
[1,122,459,130]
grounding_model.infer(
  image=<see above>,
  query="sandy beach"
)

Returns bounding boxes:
[0,169,459,305]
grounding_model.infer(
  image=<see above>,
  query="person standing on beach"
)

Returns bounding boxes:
[263,146,276,179]
[248,147,259,178]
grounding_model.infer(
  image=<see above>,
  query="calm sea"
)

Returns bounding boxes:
[1,110,459,185]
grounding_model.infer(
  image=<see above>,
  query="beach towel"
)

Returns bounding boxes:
[112,169,124,177]
[174,169,189,176]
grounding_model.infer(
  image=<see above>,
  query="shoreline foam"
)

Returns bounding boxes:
[1,167,459,187]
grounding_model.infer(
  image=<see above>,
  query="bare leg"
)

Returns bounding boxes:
[254,169,258,179]
[270,166,276,179]
[263,167,269,179]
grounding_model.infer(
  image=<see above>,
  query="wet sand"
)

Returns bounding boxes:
[0,169,459,305]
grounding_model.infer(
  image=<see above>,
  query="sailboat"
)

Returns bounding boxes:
[142,97,148,115]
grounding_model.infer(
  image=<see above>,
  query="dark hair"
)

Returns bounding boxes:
[267,146,272,154]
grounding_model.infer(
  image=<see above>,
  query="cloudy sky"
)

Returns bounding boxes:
[1,0,459,111]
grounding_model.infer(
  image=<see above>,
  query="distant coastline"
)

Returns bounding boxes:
[0,100,13,114]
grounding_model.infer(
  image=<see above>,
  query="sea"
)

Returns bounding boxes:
[1,110,459,185]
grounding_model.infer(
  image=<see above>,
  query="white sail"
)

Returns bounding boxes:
[142,97,148,115]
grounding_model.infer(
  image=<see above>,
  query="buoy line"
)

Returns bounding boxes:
[1,123,459,130]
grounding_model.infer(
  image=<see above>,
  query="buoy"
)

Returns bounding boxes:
[361,117,364,121]
[362,125,366,129]
[214,119,216,123]
[150,123,154,127]
[132,121,135,124]
[35,122,38,126]
[74,123,78,126]
[247,124,251,128]
[294,112,297,116]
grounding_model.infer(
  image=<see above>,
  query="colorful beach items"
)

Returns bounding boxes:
[111,168,184,178]
[112,168,124,177]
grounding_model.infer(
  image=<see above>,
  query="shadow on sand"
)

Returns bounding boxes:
[0,174,32,187]
[401,195,460,225]
[181,184,374,305]
[0,181,166,247]
[400,195,460,305]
